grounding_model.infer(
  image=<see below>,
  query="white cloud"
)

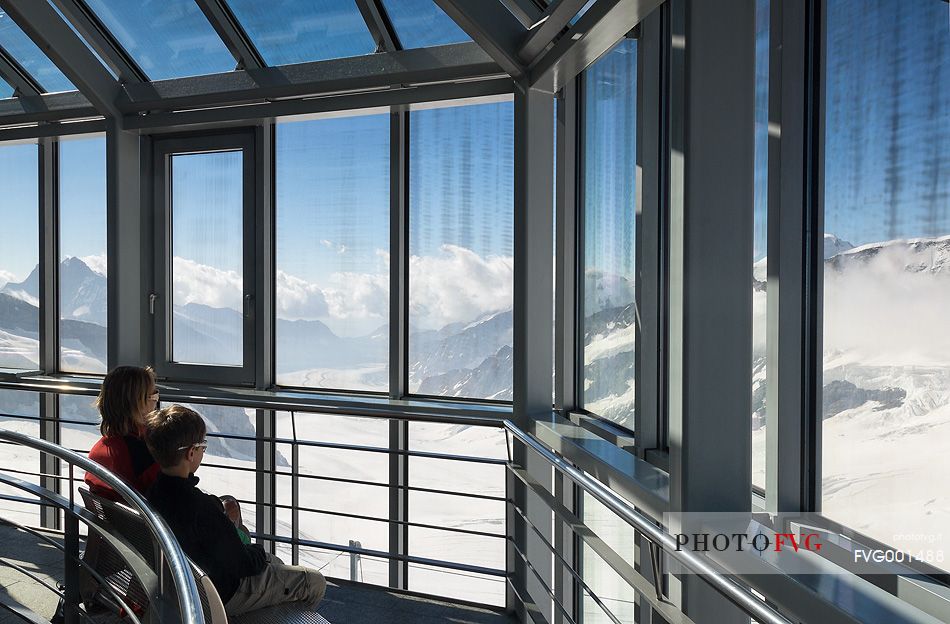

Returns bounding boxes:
[276,271,329,319]
[409,245,513,330]
[172,257,243,311]
[79,253,108,276]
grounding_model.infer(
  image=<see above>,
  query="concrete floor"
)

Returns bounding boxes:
[0,524,516,624]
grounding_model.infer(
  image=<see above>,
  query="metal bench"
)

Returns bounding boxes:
[79,487,329,624]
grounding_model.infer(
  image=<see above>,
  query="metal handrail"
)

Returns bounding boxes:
[504,420,795,624]
[0,429,204,624]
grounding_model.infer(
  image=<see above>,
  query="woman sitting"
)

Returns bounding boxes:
[84,366,161,501]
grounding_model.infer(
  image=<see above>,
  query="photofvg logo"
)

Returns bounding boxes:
[663,513,947,576]
[673,531,823,554]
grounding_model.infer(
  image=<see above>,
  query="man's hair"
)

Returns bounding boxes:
[95,366,156,437]
[144,405,207,469]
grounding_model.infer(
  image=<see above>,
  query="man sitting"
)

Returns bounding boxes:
[144,404,326,616]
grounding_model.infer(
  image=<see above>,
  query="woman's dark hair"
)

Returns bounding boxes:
[95,366,156,437]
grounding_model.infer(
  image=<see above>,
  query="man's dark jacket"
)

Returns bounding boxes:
[147,472,266,603]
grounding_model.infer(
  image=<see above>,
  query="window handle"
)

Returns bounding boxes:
[244,294,254,320]
[148,293,158,315]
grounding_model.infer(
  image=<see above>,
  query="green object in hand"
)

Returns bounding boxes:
[237,525,251,545]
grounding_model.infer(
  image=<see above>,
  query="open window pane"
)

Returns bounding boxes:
[227,0,376,66]
[821,0,950,568]
[0,14,74,92]
[276,114,389,391]
[408,101,513,400]
[59,137,107,374]
[171,151,244,367]
[0,142,38,369]
[582,39,637,429]
[83,0,235,80]
[379,0,470,48]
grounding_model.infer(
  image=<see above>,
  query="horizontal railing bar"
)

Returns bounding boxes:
[255,500,505,539]
[0,378,511,426]
[264,533,506,577]
[506,421,795,624]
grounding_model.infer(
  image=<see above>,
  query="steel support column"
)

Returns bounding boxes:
[106,119,147,367]
[38,138,60,530]
[666,1,755,623]
[511,82,554,619]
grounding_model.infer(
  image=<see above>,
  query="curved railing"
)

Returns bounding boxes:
[0,428,204,624]
[505,420,795,624]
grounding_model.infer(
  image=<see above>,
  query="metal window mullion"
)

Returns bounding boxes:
[634,8,664,456]
[555,81,578,413]
[354,0,401,52]
[389,107,409,400]
[38,138,61,530]
[48,0,148,83]
[193,0,266,70]
[389,419,409,589]
[574,74,586,410]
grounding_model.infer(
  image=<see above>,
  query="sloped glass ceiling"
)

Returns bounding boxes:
[0,76,12,99]
[82,0,235,80]
[0,11,75,93]
[380,0,470,48]
[227,0,376,65]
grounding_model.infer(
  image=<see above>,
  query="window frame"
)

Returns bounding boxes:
[152,131,257,385]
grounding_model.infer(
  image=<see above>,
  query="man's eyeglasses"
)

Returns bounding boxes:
[176,440,208,451]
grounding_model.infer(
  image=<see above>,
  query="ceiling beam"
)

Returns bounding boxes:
[354,0,401,52]
[193,0,266,70]
[0,44,42,96]
[47,0,147,83]
[0,90,97,125]
[122,77,513,133]
[518,0,590,63]
[432,0,528,78]
[529,0,662,92]
[119,42,504,114]
[0,0,123,117]
[0,118,105,142]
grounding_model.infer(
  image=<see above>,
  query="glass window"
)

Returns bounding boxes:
[82,0,235,80]
[751,0,769,491]
[276,114,389,392]
[170,150,244,366]
[408,101,514,400]
[60,137,107,374]
[0,13,75,92]
[582,39,637,429]
[0,76,13,99]
[583,494,635,624]
[0,142,38,370]
[0,390,40,527]
[227,0,376,66]
[821,0,949,569]
[380,0,470,48]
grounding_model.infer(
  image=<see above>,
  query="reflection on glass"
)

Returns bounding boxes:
[751,0,769,491]
[0,14,75,92]
[821,0,950,570]
[582,39,637,429]
[171,151,244,366]
[0,77,13,99]
[83,0,235,80]
[60,137,107,374]
[0,143,38,369]
[276,115,389,391]
[408,102,514,400]
[380,0,470,48]
[228,0,376,66]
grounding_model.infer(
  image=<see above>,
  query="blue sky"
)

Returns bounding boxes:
[2,0,948,291]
